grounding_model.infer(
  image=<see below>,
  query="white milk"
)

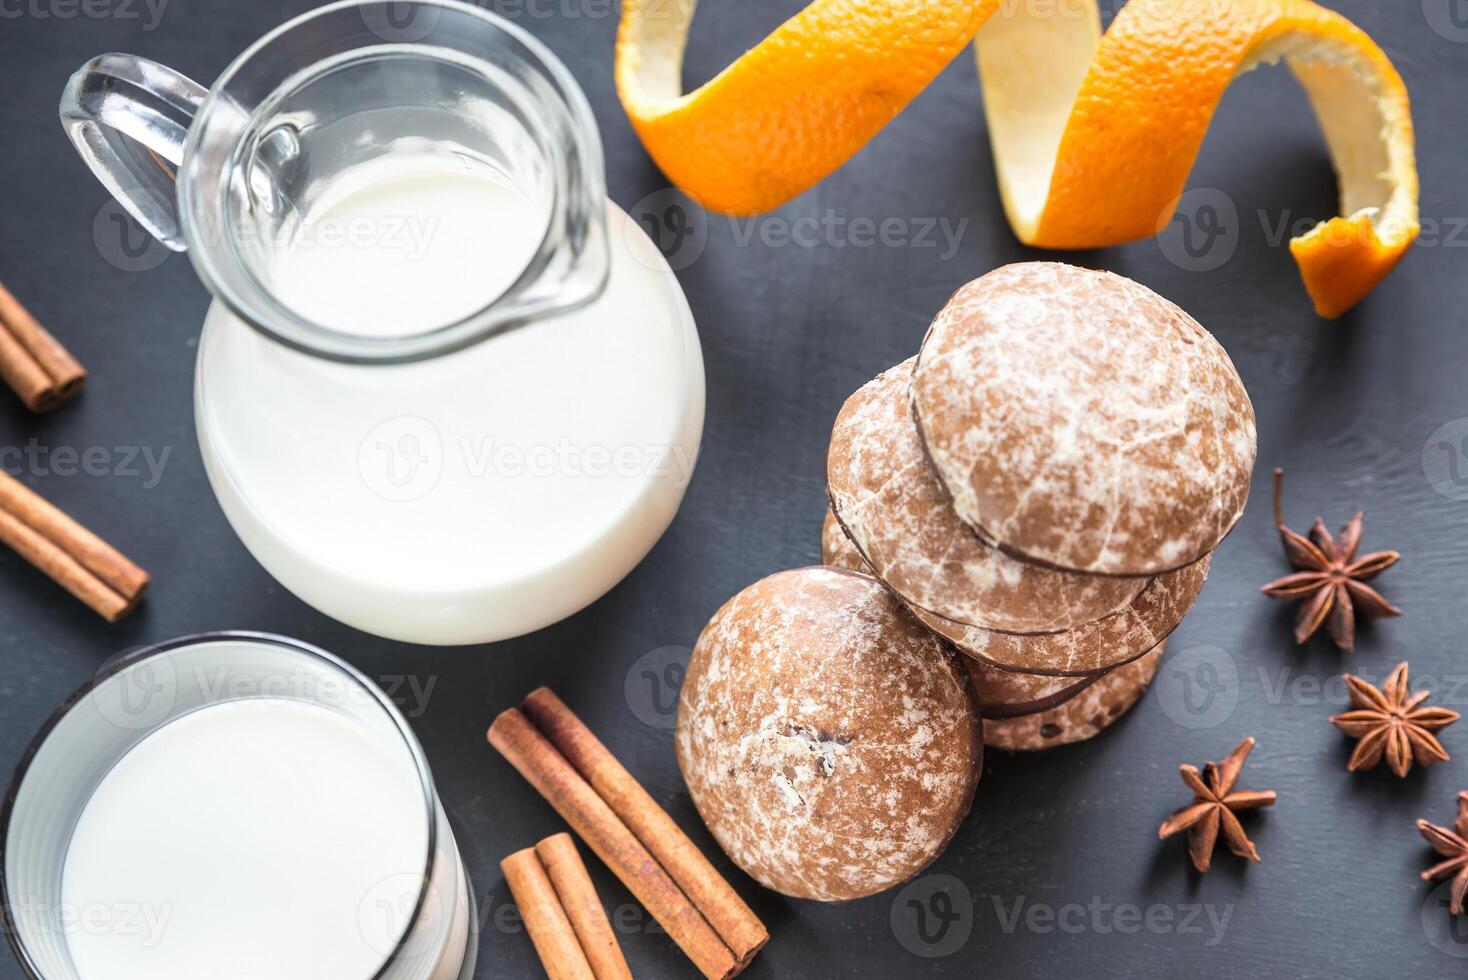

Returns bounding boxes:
[267,160,548,339]
[195,156,703,644]
[60,699,432,979]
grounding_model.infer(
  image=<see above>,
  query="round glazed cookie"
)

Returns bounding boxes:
[972,644,1165,751]
[913,263,1256,576]
[906,554,1207,675]
[677,567,982,902]
[828,357,1146,633]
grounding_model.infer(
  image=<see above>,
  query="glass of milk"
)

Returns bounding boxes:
[59,0,705,644]
[1,632,476,980]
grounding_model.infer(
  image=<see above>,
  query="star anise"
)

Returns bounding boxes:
[1418,792,1468,915]
[1158,737,1277,872]
[1259,467,1401,651]
[1330,662,1458,777]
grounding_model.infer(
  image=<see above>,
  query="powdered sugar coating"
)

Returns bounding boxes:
[906,554,1209,675]
[828,357,1146,632]
[677,567,981,902]
[974,644,1164,751]
[913,263,1256,576]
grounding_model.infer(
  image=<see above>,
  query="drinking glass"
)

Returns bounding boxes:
[1,631,477,980]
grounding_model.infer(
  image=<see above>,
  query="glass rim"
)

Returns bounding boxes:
[0,629,444,980]
[177,0,608,365]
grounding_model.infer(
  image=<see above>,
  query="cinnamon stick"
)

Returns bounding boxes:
[535,833,633,980]
[0,470,147,620]
[501,847,596,980]
[522,687,768,965]
[488,708,741,980]
[0,281,86,412]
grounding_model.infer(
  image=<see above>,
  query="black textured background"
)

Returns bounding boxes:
[3,0,1467,976]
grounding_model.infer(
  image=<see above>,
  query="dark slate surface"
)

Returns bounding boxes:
[2,0,1467,976]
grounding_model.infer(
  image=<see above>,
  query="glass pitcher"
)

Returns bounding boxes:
[59,0,704,645]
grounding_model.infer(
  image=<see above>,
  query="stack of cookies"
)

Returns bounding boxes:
[824,262,1256,749]
[675,262,1256,903]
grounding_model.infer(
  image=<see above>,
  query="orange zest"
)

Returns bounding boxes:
[615,0,1418,317]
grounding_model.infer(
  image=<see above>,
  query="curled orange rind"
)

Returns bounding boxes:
[616,0,1418,317]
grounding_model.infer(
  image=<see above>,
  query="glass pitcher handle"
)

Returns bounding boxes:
[59,54,208,252]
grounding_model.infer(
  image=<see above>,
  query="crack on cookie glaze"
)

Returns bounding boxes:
[751,722,851,810]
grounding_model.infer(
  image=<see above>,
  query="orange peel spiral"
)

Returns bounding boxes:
[615,0,1418,317]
